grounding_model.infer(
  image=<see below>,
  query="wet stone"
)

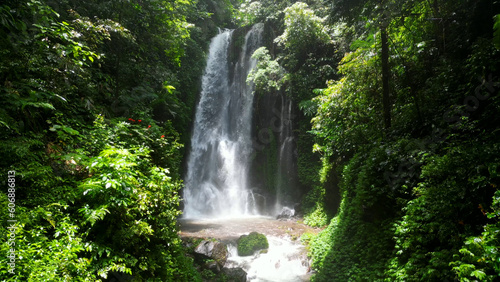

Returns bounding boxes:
[221,267,247,282]
[204,260,221,273]
[276,206,295,219]
[194,239,229,268]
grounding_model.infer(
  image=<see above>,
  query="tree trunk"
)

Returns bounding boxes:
[381,25,391,129]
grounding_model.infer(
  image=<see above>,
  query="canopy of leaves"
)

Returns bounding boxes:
[0,0,216,279]
[300,0,500,280]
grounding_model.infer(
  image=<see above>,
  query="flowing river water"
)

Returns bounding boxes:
[179,217,320,281]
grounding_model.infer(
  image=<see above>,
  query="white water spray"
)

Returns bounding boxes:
[226,235,310,281]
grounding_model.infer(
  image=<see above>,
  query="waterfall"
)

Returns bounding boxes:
[183,24,264,218]
[274,93,296,214]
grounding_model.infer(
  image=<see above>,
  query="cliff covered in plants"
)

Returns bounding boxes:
[241,0,500,280]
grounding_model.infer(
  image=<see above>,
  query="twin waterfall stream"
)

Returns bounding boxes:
[181,24,312,281]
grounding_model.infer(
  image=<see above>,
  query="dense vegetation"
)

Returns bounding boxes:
[1,0,500,281]
[0,0,232,279]
[244,0,500,280]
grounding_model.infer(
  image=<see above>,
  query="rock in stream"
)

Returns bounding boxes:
[193,239,229,271]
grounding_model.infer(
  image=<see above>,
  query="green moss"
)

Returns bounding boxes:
[303,202,328,227]
[237,232,269,256]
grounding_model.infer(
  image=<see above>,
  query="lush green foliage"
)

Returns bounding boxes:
[0,0,242,279]
[247,46,284,93]
[302,157,334,227]
[0,115,202,280]
[2,0,500,280]
[297,0,500,280]
[451,187,500,281]
[237,232,269,256]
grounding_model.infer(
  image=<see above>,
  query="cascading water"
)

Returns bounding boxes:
[181,24,310,281]
[183,24,264,218]
[226,236,310,281]
[274,93,296,215]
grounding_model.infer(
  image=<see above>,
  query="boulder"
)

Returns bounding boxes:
[203,260,220,273]
[237,232,269,256]
[194,239,228,269]
[221,267,247,282]
[276,206,295,219]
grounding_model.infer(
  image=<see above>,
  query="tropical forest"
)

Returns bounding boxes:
[1,0,500,281]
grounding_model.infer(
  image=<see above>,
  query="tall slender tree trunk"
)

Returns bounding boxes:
[381,25,391,129]
[432,0,445,53]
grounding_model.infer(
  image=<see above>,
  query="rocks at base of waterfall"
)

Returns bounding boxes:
[221,267,247,282]
[194,239,229,271]
[237,232,269,256]
[203,260,220,273]
[276,206,296,220]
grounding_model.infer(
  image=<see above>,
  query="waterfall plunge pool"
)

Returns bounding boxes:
[179,216,321,281]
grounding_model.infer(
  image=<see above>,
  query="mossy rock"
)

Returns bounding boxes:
[237,232,269,256]
[193,239,228,269]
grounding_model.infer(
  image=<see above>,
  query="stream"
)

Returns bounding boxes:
[179,216,319,281]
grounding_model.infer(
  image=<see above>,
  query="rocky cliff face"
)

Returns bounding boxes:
[243,23,301,215]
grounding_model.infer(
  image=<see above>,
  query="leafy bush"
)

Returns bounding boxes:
[451,174,500,281]
[387,140,500,281]
[247,47,284,93]
[303,202,329,227]
[0,116,200,281]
